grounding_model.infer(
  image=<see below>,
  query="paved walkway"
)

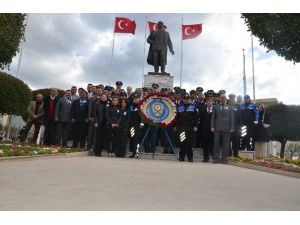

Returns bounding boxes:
[0,156,300,210]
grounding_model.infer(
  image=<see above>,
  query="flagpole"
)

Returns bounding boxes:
[242,48,247,97]
[251,34,256,102]
[109,19,116,86]
[16,13,29,79]
[142,16,148,87]
[180,18,183,89]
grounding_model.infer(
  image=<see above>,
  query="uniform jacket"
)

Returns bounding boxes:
[129,103,142,128]
[239,102,259,125]
[176,103,199,129]
[105,105,122,128]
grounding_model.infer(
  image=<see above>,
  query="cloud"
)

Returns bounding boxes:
[2,13,300,105]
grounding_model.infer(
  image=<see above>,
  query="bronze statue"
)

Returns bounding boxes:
[147,21,174,74]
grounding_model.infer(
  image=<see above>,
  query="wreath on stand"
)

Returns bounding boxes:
[138,93,178,128]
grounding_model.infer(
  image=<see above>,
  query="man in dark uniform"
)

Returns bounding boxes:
[239,95,259,151]
[228,93,241,157]
[147,21,174,74]
[129,94,143,158]
[205,90,214,103]
[174,94,199,162]
[213,93,220,105]
[115,81,123,91]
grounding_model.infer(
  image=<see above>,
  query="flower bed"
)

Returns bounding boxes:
[0,142,83,158]
[229,157,300,174]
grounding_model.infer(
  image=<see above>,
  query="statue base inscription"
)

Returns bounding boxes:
[144,74,174,90]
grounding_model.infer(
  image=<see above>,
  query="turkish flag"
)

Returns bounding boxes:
[114,17,136,34]
[182,24,202,40]
[148,21,167,33]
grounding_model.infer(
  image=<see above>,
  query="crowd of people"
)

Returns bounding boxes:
[20,81,271,163]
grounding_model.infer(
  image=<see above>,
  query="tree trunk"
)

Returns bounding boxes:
[280,139,287,158]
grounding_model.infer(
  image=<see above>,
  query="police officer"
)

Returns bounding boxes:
[128,94,144,158]
[174,94,199,162]
[115,81,123,90]
[239,95,259,151]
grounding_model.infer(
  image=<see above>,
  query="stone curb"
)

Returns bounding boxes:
[228,160,300,179]
[0,151,89,162]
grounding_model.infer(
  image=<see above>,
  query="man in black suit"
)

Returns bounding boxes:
[70,89,89,149]
[43,88,59,146]
[211,94,234,163]
[199,97,214,162]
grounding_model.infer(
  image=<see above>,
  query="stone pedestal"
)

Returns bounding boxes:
[144,73,174,90]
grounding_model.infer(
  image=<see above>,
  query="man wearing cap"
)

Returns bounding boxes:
[213,93,220,105]
[147,21,174,74]
[196,87,204,95]
[239,95,259,151]
[128,94,143,158]
[174,94,199,162]
[211,94,234,163]
[116,81,123,90]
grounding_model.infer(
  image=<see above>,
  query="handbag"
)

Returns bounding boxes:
[262,113,270,128]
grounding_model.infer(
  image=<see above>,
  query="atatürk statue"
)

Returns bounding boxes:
[147,21,174,74]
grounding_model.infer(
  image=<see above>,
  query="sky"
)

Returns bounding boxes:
[3,13,300,105]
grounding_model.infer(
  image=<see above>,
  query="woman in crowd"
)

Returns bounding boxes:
[118,99,131,157]
[105,96,122,157]
[253,103,271,158]
[94,93,108,156]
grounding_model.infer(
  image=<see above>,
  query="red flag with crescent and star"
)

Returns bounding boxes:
[114,17,136,34]
[182,24,202,40]
[148,21,167,33]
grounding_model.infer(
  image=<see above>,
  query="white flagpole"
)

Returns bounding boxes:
[142,16,148,87]
[16,13,29,79]
[251,34,256,102]
[243,48,247,97]
[109,18,116,86]
[180,18,183,88]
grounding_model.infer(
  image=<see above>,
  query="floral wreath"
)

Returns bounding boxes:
[138,93,178,127]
